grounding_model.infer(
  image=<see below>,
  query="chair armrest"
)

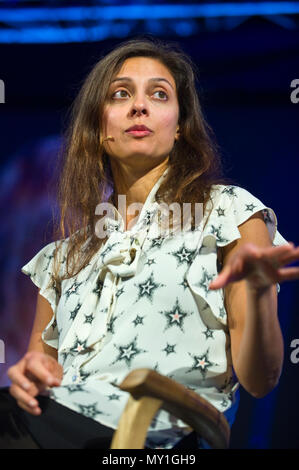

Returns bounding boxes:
[116,368,230,449]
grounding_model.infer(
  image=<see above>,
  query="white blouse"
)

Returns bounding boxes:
[21,169,288,449]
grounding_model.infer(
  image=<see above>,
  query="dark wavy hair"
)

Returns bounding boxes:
[51,36,230,291]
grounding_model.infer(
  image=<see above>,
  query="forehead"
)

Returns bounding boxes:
[113,56,176,89]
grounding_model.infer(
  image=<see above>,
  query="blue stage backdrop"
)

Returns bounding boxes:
[0,1,298,449]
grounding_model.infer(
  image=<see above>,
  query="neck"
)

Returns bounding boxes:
[110,158,169,208]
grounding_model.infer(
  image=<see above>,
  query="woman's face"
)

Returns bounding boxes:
[102,57,179,170]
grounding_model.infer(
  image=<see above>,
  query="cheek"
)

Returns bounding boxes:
[158,108,179,134]
[103,108,122,133]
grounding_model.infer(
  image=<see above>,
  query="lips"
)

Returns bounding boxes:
[125,125,153,132]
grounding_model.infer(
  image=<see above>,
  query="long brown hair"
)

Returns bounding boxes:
[51,36,231,293]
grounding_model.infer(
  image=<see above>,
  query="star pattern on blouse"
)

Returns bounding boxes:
[202,327,215,340]
[221,186,238,198]
[245,203,257,212]
[134,272,165,304]
[99,242,122,263]
[69,336,89,355]
[132,314,145,327]
[69,302,82,321]
[64,280,84,304]
[42,252,54,272]
[107,393,121,401]
[145,257,156,267]
[149,236,164,249]
[159,297,192,333]
[209,224,229,243]
[168,244,196,267]
[216,207,226,217]
[187,349,217,379]
[75,402,106,419]
[110,335,147,368]
[162,343,176,356]
[195,267,215,294]
[92,278,104,298]
[63,383,87,394]
[84,313,95,324]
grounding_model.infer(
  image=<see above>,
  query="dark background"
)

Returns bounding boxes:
[0,1,298,449]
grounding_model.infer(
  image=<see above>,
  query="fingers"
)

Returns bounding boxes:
[209,265,235,290]
[9,383,41,416]
[277,266,299,281]
[7,352,62,415]
[25,353,61,387]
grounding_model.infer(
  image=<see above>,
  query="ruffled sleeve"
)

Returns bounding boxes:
[186,184,289,327]
[21,239,67,349]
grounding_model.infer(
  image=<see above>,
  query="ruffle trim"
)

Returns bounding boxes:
[186,185,289,326]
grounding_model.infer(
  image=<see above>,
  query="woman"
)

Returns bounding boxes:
[1,37,299,450]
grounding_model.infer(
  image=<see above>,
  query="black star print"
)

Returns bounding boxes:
[99,242,121,263]
[110,336,147,368]
[168,244,196,267]
[159,298,192,333]
[209,224,229,243]
[69,302,82,321]
[79,369,92,382]
[216,207,226,217]
[187,349,217,380]
[132,315,145,327]
[69,336,89,355]
[107,393,121,401]
[149,236,164,249]
[219,307,226,319]
[202,327,214,340]
[142,210,154,226]
[195,267,214,294]
[145,257,156,267]
[92,278,104,298]
[162,343,176,356]
[245,203,257,212]
[75,403,105,419]
[107,315,117,334]
[84,313,95,324]
[134,272,164,304]
[115,286,125,299]
[221,186,237,198]
[64,280,84,303]
[63,384,87,394]
[42,252,54,272]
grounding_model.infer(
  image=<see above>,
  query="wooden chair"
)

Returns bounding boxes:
[110,368,230,449]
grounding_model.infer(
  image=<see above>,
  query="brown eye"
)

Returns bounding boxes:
[153,90,168,100]
[112,89,129,99]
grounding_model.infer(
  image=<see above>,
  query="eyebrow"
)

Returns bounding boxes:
[110,76,174,90]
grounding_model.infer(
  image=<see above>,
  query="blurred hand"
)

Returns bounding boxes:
[209,242,299,291]
[7,351,63,415]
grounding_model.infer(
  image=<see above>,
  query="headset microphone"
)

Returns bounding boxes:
[103,136,115,142]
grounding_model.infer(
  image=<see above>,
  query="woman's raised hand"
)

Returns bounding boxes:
[7,351,63,415]
[209,242,299,291]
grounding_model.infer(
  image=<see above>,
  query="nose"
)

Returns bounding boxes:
[129,94,148,117]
